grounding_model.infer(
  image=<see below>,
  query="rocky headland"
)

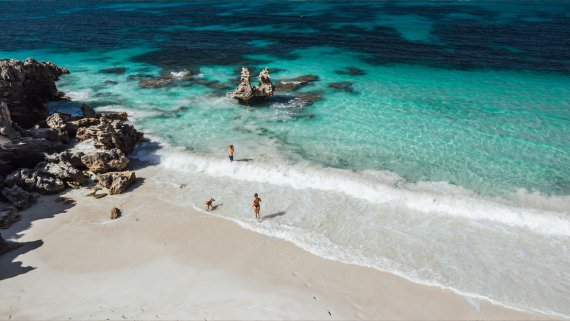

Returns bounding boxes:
[0,58,144,251]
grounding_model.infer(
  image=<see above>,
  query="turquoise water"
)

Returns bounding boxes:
[2,0,570,317]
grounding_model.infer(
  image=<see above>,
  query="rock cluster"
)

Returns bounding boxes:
[0,58,145,234]
[0,58,69,128]
[227,67,274,104]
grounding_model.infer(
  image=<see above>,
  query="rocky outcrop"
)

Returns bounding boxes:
[76,117,143,153]
[1,185,37,209]
[4,168,65,195]
[227,67,274,104]
[110,207,121,219]
[18,125,70,144]
[328,81,354,93]
[97,171,136,195]
[46,112,71,130]
[274,75,319,92]
[46,150,86,169]
[39,161,87,186]
[0,206,20,228]
[0,58,69,128]
[81,104,97,118]
[138,77,173,89]
[334,67,365,76]
[0,136,67,176]
[81,149,129,173]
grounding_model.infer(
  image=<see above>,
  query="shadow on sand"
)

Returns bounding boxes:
[260,211,286,222]
[0,139,161,281]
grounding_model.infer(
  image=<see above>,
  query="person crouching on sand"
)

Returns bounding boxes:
[227,144,234,162]
[252,193,261,222]
[205,197,215,211]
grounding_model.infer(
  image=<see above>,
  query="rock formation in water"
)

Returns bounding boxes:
[0,58,69,128]
[76,114,143,153]
[274,74,319,92]
[227,67,274,104]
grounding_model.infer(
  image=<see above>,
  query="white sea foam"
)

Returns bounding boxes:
[148,149,570,237]
[170,70,190,80]
[65,89,92,100]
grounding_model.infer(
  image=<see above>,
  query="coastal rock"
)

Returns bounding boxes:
[274,74,319,92]
[19,124,70,144]
[97,171,136,195]
[46,150,86,169]
[328,81,354,93]
[39,161,88,185]
[227,67,274,104]
[81,149,129,173]
[81,104,97,118]
[289,90,323,107]
[5,168,65,195]
[76,118,143,153]
[138,77,173,89]
[67,117,100,135]
[334,67,366,76]
[0,58,69,128]
[110,207,121,219]
[100,112,128,122]
[1,185,37,209]
[0,136,66,175]
[0,101,20,139]
[46,112,71,130]
[0,206,20,229]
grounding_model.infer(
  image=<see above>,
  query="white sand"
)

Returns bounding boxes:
[0,165,554,320]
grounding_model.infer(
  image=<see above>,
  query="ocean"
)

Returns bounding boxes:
[1,0,569,317]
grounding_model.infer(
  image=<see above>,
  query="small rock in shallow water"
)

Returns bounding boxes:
[328,81,354,93]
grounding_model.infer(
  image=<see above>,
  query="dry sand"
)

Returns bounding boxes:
[0,164,555,320]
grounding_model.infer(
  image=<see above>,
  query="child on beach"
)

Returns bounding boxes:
[227,144,234,162]
[205,197,215,211]
[252,193,261,222]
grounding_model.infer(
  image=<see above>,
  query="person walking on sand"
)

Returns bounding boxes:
[227,144,235,162]
[205,197,215,211]
[252,193,261,222]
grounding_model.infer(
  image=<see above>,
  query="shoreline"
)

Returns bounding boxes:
[0,163,556,320]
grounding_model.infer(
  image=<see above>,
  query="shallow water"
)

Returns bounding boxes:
[1,0,569,317]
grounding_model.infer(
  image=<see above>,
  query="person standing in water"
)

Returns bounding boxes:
[227,144,235,162]
[252,193,261,222]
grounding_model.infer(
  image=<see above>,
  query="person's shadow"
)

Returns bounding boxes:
[211,203,223,210]
[235,158,254,162]
[260,211,286,222]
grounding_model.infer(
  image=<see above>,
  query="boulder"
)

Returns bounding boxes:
[97,171,136,195]
[227,67,274,104]
[0,101,20,139]
[274,74,319,92]
[0,58,69,128]
[110,207,121,219]
[76,118,143,153]
[81,149,129,173]
[100,112,128,122]
[38,161,87,185]
[46,150,86,169]
[68,117,100,136]
[81,104,97,118]
[46,112,72,130]
[1,185,37,209]
[0,136,66,175]
[19,124,70,144]
[5,168,65,195]
[0,206,20,229]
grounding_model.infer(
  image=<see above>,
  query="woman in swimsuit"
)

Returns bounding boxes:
[252,193,261,222]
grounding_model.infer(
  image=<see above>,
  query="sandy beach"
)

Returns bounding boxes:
[0,163,554,320]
